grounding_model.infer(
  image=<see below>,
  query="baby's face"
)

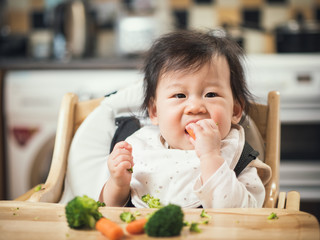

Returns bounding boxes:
[148,56,242,150]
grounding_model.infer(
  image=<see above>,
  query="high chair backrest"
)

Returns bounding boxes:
[249,91,280,208]
[28,90,280,208]
[27,93,104,203]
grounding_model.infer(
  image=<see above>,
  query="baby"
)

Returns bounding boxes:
[99,30,271,208]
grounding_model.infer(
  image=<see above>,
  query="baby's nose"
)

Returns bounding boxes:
[185,98,206,114]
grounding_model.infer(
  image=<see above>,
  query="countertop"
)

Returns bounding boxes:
[0,57,144,70]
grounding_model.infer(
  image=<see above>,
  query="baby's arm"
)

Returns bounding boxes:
[188,120,265,208]
[99,141,133,206]
[186,119,224,183]
[194,162,265,208]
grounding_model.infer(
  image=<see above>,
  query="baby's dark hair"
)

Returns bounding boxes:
[141,30,254,116]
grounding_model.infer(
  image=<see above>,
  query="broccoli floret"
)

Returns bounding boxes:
[200,219,209,225]
[120,212,136,223]
[34,184,42,192]
[120,211,141,223]
[267,212,279,220]
[200,209,212,219]
[141,194,162,208]
[141,194,151,202]
[134,211,141,216]
[145,204,184,237]
[65,195,105,229]
[190,222,202,233]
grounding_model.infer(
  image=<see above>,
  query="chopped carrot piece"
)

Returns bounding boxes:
[126,218,148,235]
[96,217,124,240]
[186,128,196,140]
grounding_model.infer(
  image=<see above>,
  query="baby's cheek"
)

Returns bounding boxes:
[219,124,231,140]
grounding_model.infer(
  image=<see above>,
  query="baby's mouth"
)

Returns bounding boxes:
[185,128,191,136]
[184,129,190,138]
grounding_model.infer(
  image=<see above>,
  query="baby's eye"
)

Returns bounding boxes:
[205,92,217,98]
[174,93,186,98]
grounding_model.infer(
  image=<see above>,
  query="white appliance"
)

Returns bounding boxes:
[245,54,320,123]
[4,69,142,199]
[245,54,320,202]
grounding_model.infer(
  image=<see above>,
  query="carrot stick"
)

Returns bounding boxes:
[96,217,124,240]
[126,218,148,235]
[186,128,196,140]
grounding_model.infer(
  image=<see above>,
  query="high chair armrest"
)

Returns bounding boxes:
[27,93,78,202]
[277,191,300,211]
[14,184,44,201]
[277,192,286,209]
[286,191,300,211]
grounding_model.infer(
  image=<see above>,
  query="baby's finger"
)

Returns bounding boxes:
[186,122,202,140]
[197,119,217,131]
[112,154,133,167]
[114,141,132,152]
[117,160,133,172]
[111,161,133,179]
[110,145,132,160]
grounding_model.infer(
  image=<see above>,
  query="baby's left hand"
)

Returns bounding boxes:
[186,119,221,159]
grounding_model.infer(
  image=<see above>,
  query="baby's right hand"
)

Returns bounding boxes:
[186,119,221,159]
[107,141,133,188]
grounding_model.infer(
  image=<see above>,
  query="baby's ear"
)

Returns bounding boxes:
[232,100,243,124]
[148,99,159,125]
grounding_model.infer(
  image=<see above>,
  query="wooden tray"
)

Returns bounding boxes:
[0,201,319,240]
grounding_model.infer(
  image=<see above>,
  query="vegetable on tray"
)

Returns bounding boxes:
[119,211,141,224]
[190,222,202,233]
[200,209,212,219]
[145,204,184,237]
[268,212,279,220]
[96,217,124,240]
[65,195,105,229]
[120,212,136,223]
[126,218,148,235]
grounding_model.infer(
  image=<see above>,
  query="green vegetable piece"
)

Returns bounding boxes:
[97,201,106,207]
[34,184,42,192]
[145,204,184,237]
[120,212,136,223]
[200,209,212,219]
[127,167,133,173]
[141,194,162,208]
[190,222,202,233]
[145,211,156,220]
[267,212,279,220]
[134,211,141,216]
[200,220,209,225]
[141,194,151,202]
[65,195,104,229]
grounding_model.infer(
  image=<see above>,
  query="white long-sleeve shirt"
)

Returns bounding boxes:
[127,125,271,208]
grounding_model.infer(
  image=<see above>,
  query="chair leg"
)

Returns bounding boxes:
[277,192,286,209]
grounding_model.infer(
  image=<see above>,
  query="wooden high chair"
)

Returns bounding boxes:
[18,90,300,210]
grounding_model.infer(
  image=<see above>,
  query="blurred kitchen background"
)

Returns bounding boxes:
[0,0,319,220]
